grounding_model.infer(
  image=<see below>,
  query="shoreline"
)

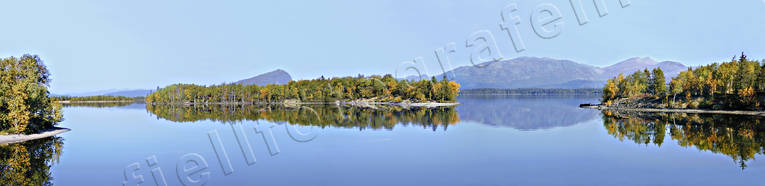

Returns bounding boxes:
[59,100,136,104]
[0,127,71,145]
[460,93,601,96]
[148,101,461,108]
[580,105,765,116]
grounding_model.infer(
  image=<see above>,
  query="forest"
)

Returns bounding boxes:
[146,75,461,104]
[0,55,62,134]
[602,53,765,110]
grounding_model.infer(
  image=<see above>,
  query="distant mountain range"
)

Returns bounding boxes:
[105,89,154,97]
[59,57,688,97]
[409,57,687,89]
[235,69,292,86]
[55,89,154,97]
[57,69,293,97]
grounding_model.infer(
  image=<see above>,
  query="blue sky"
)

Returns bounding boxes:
[1,0,764,94]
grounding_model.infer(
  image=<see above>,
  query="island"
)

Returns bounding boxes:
[146,75,462,107]
[582,53,765,116]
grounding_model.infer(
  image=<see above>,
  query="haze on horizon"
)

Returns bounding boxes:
[1,0,764,94]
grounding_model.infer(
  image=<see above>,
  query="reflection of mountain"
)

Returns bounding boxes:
[0,137,64,185]
[602,111,765,170]
[146,104,459,131]
[456,95,600,130]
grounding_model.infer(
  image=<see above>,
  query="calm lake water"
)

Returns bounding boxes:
[2,96,764,186]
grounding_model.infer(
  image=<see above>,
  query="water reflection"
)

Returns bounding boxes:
[602,111,765,170]
[0,137,64,186]
[146,104,460,131]
[457,95,600,130]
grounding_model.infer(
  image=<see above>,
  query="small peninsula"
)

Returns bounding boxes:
[0,55,67,142]
[583,53,765,116]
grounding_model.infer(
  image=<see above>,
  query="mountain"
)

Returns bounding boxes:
[598,57,687,82]
[235,69,292,86]
[427,57,686,89]
[57,69,292,97]
[105,89,154,97]
[444,57,602,89]
[60,89,121,97]
[539,80,606,89]
[56,89,153,97]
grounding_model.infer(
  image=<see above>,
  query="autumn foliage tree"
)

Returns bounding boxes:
[1,55,63,134]
[603,53,765,110]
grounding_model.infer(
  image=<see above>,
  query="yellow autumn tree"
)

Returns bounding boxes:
[1,55,63,134]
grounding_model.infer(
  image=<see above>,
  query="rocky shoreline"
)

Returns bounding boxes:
[59,100,135,104]
[580,104,765,117]
[336,100,460,108]
[0,127,71,145]
[149,100,461,108]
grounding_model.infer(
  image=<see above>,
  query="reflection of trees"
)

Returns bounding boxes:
[147,104,460,131]
[602,111,765,170]
[0,137,64,186]
[457,95,599,130]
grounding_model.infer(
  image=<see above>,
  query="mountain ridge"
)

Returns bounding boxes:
[410,56,687,89]
[235,69,292,86]
[60,57,688,96]
[57,69,294,97]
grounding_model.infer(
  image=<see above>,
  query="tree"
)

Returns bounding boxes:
[1,55,62,134]
[651,68,666,96]
[602,79,619,105]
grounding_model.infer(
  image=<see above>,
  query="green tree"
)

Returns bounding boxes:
[651,68,667,96]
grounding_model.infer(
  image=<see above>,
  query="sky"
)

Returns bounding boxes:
[1,0,764,94]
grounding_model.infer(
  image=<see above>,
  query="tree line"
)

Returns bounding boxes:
[0,55,62,134]
[603,53,765,110]
[146,75,461,104]
[55,95,138,102]
[61,102,135,108]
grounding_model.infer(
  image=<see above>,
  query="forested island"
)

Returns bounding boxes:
[594,53,765,114]
[146,75,461,106]
[0,55,63,135]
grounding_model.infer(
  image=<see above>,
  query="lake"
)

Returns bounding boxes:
[2,96,764,186]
